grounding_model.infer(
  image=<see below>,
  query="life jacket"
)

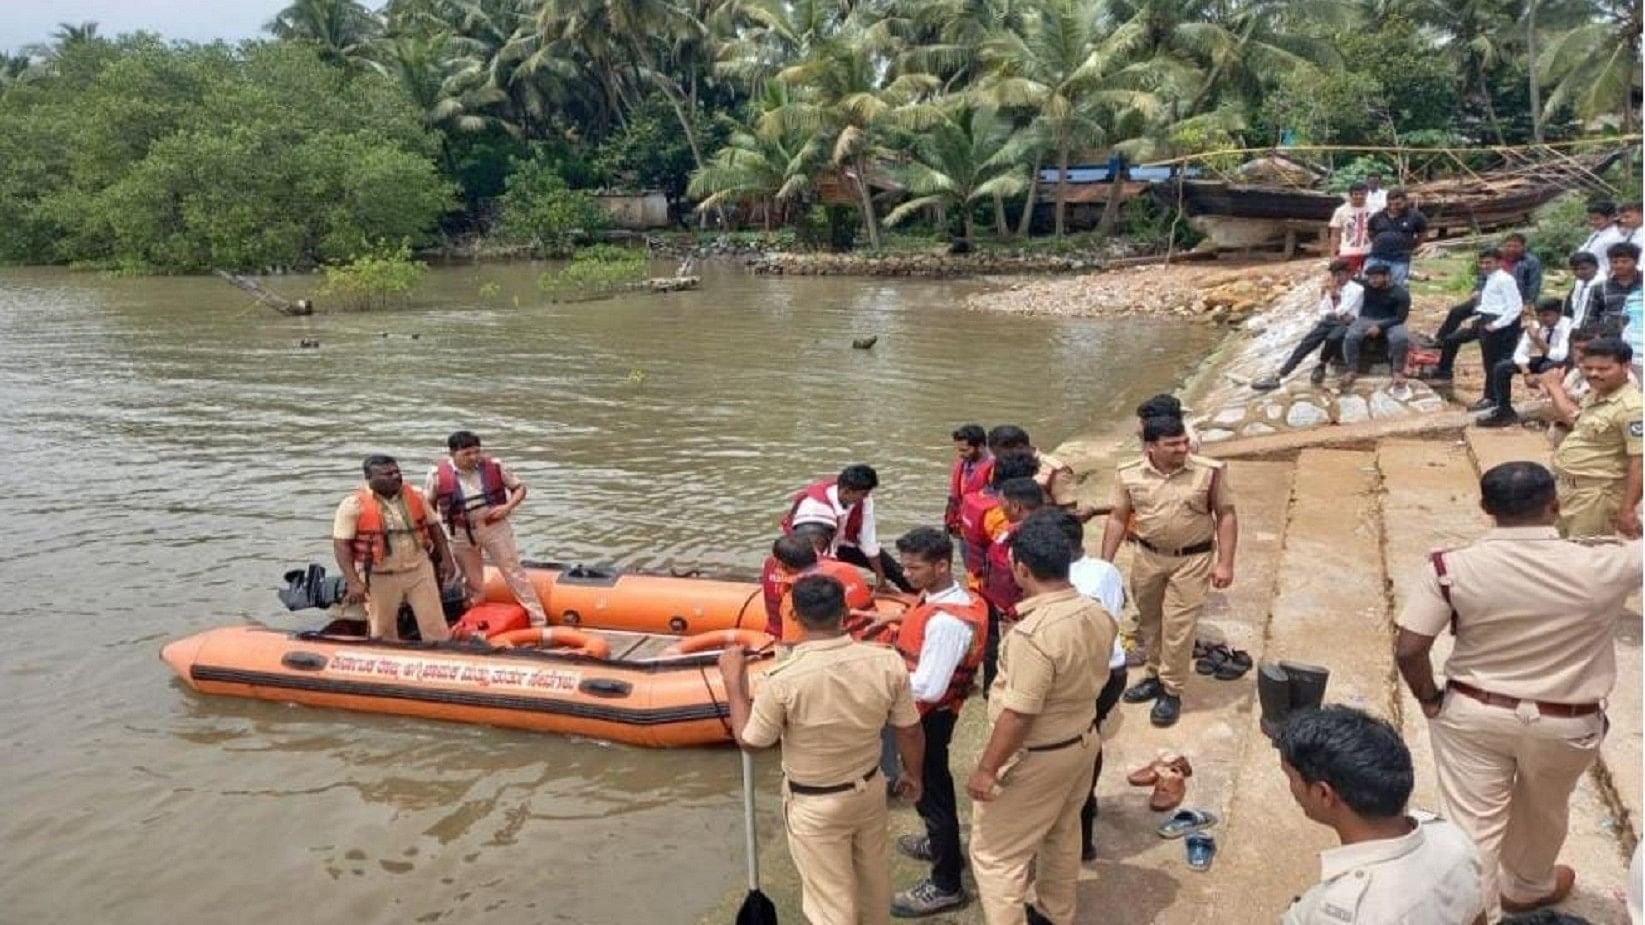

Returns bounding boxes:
[958,488,1001,582]
[895,589,989,714]
[945,453,993,532]
[775,557,874,642]
[981,521,1023,618]
[432,457,508,530]
[780,479,865,546]
[350,487,434,569]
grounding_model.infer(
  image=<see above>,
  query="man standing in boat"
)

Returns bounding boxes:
[783,464,913,591]
[424,431,547,627]
[333,454,456,641]
[721,575,925,925]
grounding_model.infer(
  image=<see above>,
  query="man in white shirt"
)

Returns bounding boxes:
[1580,200,1626,279]
[1328,184,1373,274]
[785,464,912,591]
[1052,510,1129,863]
[888,527,988,917]
[1434,248,1524,406]
[1564,251,1604,328]
[1620,201,1644,250]
[1277,706,1483,925]
[1478,300,1573,428]
[1364,173,1389,214]
[1253,258,1363,391]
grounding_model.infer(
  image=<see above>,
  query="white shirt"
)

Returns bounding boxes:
[1625,226,1645,251]
[1512,316,1573,366]
[1581,224,1626,278]
[907,583,977,703]
[1476,268,1522,331]
[792,485,880,556]
[1069,556,1127,669]
[1330,204,1372,256]
[1365,188,1388,214]
[1569,276,1603,328]
[1318,280,1364,320]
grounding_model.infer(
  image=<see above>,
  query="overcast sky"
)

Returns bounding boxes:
[3,1,288,54]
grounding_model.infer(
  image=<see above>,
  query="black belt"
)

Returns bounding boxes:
[1026,722,1096,753]
[1130,536,1214,558]
[788,766,878,795]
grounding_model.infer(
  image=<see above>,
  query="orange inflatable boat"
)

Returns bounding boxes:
[161,561,911,748]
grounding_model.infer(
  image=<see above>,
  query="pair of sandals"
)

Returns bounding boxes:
[1126,752,1192,811]
[1157,809,1218,872]
[1194,642,1252,681]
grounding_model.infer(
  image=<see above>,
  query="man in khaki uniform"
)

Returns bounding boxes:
[422,430,547,626]
[1396,461,1641,921]
[333,454,455,641]
[967,514,1115,925]
[1545,335,1642,537]
[720,574,924,925]
[986,425,1083,513]
[1278,705,1483,924]
[1101,415,1238,727]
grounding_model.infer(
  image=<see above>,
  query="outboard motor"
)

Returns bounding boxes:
[277,564,347,611]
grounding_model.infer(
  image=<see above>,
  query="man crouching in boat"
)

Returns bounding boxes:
[760,525,874,641]
[721,575,925,925]
[333,454,455,642]
[424,430,547,627]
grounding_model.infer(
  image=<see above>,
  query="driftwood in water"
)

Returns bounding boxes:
[214,270,314,316]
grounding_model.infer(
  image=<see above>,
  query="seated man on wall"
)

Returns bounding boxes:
[1253,259,1363,390]
[1477,299,1573,429]
[1340,262,1412,393]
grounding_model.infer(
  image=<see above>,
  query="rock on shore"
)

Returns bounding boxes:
[967,260,1317,324]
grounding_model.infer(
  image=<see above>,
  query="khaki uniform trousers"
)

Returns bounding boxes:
[366,560,450,642]
[1429,691,1605,923]
[970,731,1098,925]
[1555,475,1625,538]
[1130,546,1212,696]
[451,518,547,625]
[783,771,892,925]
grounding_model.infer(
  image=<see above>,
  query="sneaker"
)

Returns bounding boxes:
[1388,380,1412,401]
[895,834,934,862]
[892,880,968,918]
[1123,676,1164,703]
[1468,398,1496,412]
[1309,365,1327,386]
[1476,411,1519,429]
[1150,694,1183,727]
[1251,375,1281,391]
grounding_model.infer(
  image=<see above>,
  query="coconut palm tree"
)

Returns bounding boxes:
[267,0,382,68]
[688,124,821,228]
[1537,0,1642,137]
[884,105,1026,240]
[1414,0,1518,142]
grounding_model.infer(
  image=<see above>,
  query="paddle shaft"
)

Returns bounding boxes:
[741,748,760,891]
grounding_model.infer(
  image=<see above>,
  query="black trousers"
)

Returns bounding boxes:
[834,544,913,592]
[1486,355,1558,410]
[1277,318,1348,376]
[981,604,1003,692]
[1438,318,1521,377]
[916,708,964,892]
[1080,665,1130,850]
[1435,301,1479,341]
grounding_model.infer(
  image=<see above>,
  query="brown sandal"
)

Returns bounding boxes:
[1126,752,1193,787]
[1149,768,1187,811]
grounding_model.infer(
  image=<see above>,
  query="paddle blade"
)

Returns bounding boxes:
[735,889,778,925]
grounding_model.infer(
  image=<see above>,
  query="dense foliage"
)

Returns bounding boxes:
[0,0,1638,269]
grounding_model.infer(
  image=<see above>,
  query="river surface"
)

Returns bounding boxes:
[0,261,1216,924]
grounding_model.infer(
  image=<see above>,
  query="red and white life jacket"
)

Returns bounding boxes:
[780,478,865,547]
[431,457,508,530]
[945,453,993,532]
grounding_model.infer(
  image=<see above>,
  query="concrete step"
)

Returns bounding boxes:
[1076,460,1296,925]
[1209,449,1391,922]
[1379,435,1633,922]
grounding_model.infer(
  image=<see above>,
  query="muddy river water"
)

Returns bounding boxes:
[0,261,1217,923]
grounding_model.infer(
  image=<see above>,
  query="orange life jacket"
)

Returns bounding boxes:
[350,487,434,569]
[775,558,874,641]
[895,589,989,714]
[780,479,865,546]
[958,488,1001,581]
[945,453,993,532]
[431,457,508,530]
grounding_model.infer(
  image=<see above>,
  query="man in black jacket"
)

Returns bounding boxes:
[1341,263,1411,392]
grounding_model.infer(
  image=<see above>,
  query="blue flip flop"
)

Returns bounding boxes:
[1156,808,1219,839]
[1185,832,1216,871]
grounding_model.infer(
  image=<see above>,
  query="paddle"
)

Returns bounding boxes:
[736,749,778,925]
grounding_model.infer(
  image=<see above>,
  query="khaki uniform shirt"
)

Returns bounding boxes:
[1036,451,1079,508]
[1551,383,1643,479]
[1397,526,1642,703]
[1110,454,1234,550]
[743,635,918,786]
[1281,814,1482,925]
[987,588,1115,746]
[332,488,427,573]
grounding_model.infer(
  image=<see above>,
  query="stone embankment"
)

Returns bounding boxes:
[967,260,1316,322]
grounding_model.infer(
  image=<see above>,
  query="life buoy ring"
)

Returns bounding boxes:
[662,628,774,657]
[489,627,611,659]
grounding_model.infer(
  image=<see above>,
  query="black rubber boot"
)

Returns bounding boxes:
[1257,661,1292,741]
[1280,660,1331,716]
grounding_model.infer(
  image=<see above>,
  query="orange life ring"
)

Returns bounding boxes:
[662,628,775,657]
[489,627,611,659]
